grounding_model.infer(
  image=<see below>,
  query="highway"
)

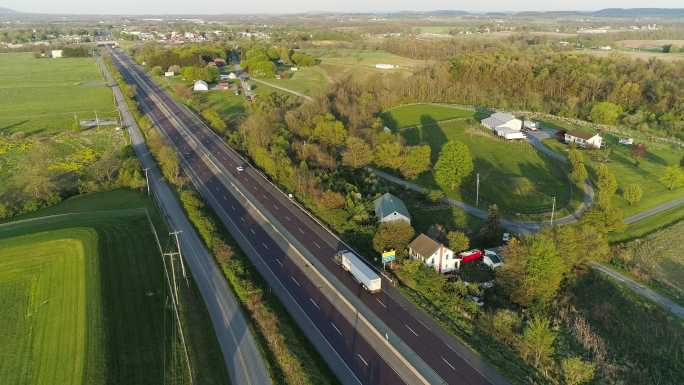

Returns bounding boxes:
[109,48,509,385]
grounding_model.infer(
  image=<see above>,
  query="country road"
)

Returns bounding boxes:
[250,77,314,101]
[590,263,684,320]
[99,55,273,385]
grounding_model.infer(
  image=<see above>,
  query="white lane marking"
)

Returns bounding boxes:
[274,258,283,267]
[309,298,320,310]
[298,227,305,234]
[313,241,321,249]
[230,203,235,210]
[262,243,269,250]
[331,322,342,336]
[273,204,279,210]
[290,276,301,287]
[405,323,419,337]
[356,354,369,367]
[285,216,291,221]
[250,228,256,235]
[240,216,246,223]
[441,356,456,370]
[376,298,387,308]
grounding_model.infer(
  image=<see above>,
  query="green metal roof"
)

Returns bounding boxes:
[374,193,410,221]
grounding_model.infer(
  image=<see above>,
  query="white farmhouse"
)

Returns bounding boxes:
[374,193,410,224]
[193,80,209,92]
[375,63,396,70]
[51,49,63,58]
[564,129,602,149]
[408,234,457,273]
[482,112,523,131]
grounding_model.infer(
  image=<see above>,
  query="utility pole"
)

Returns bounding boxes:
[94,110,99,128]
[171,230,187,282]
[476,173,480,208]
[163,252,180,305]
[143,168,150,196]
[550,195,556,226]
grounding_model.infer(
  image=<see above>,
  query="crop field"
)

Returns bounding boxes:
[384,104,578,215]
[613,220,684,306]
[0,53,117,135]
[0,190,228,385]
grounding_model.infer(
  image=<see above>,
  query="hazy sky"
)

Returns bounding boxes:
[3,0,682,15]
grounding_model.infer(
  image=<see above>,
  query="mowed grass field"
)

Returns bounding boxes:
[0,53,116,135]
[384,104,578,215]
[0,190,228,385]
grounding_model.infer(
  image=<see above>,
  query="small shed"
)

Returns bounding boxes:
[374,193,411,224]
[51,49,63,58]
[193,80,209,92]
[164,71,175,77]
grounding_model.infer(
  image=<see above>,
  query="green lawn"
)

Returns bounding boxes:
[384,104,579,215]
[611,204,684,243]
[0,190,228,385]
[302,48,428,82]
[269,66,330,96]
[540,125,684,217]
[381,104,474,129]
[0,53,117,135]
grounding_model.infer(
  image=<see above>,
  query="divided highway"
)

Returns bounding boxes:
[109,48,509,385]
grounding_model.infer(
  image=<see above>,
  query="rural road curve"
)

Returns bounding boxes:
[100,56,273,385]
[590,262,684,320]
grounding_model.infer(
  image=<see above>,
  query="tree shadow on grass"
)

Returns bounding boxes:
[419,115,448,163]
[0,120,29,134]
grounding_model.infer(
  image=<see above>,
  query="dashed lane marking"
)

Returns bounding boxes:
[405,323,419,337]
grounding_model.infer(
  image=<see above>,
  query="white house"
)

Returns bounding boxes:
[482,112,523,132]
[164,71,175,77]
[51,49,63,58]
[495,127,526,140]
[564,129,602,149]
[409,234,456,273]
[193,80,209,92]
[374,193,410,224]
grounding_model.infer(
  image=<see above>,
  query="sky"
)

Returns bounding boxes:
[2,0,682,15]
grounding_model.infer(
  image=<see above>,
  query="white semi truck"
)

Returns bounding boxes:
[335,250,382,293]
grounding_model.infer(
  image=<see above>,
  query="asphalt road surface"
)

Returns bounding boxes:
[109,48,510,385]
[98,56,272,385]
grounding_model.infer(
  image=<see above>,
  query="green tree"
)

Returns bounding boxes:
[0,202,10,220]
[399,145,431,180]
[201,108,227,134]
[447,231,470,252]
[660,165,684,190]
[434,140,473,191]
[313,114,347,147]
[374,142,403,170]
[492,309,521,345]
[561,357,596,385]
[589,102,622,125]
[595,164,618,209]
[623,183,643,205]
[520,315,556,368]
[480,204,502,244]
[342,137,373,168]
[372,221,415,256]
[570,162,588,184]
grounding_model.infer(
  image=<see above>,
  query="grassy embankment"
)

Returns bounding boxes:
[0,190,229,385]
[382,103,581,217]
[0,53,117,135]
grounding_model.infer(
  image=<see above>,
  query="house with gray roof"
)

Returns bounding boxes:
[374,193,411,224]
[481,112,523,132]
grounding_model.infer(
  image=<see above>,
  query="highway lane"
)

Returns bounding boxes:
[112,49,508,385]
[110,50,407,385]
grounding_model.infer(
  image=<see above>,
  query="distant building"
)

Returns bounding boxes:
[495,127,526,140]
[564,130,602,149]
[375,63,396,70]
[193,80,209,91]
[374,193,410,224]
[408,234,456,273]
[213,58,227,67]
[164,71,174,77]
[227,72,238,80]
[51,49,63,58]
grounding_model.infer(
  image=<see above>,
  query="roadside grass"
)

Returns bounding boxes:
[610,204,684,243]
[382,105,579,215]
[569,270,684,385]
[0,189,229,385]
[611,220,684,307]
[0,53,117,135]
